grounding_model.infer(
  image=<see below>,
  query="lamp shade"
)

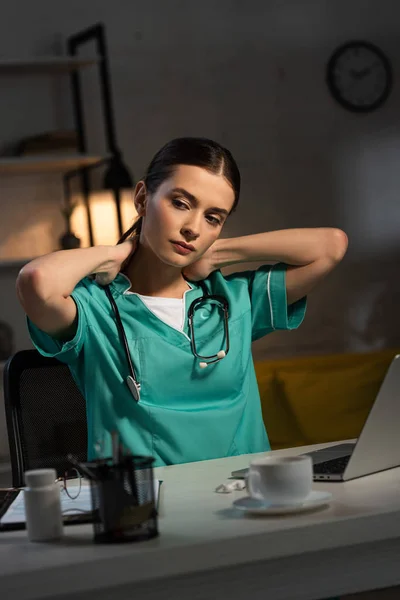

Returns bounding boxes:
[70,190,137,247]
[103,154,133,189]
[67,153,136,247]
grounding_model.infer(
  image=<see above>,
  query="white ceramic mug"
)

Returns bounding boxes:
[246,455,313,505]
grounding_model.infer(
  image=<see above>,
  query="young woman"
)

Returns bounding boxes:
[16,137,348,467]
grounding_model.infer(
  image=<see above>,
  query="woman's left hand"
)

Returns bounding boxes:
[183,244,218,281]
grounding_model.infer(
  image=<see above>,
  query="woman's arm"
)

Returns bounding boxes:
[184,228,348,305]
[16,241,135,337]
[213,228,348,305]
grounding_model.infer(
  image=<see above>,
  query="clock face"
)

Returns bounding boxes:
[326,41,392,112]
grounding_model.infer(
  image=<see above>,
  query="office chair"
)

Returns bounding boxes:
[3,349,87,487]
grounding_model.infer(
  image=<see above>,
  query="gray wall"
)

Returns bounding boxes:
[0,0,399,360]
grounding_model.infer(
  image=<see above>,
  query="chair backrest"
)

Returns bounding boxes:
[3,349,87,487]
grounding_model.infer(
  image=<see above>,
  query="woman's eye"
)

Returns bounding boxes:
[172,198,188,209]
[206,215,221,226]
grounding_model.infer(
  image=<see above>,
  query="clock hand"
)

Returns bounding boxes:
[358,67,371,78]
[350,68,369,80]
[350,68,361,79]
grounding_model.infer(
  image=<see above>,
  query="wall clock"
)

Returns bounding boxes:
[326,41,392,112]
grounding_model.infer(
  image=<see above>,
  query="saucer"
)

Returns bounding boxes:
[233,490,333,515]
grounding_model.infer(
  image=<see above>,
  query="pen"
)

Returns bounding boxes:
[67,454,98,481]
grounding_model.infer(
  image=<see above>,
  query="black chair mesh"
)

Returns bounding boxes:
[5,351,87,486]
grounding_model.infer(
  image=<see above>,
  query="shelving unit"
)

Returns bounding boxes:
[0,56,98,74]
[0,53,102,176]
[0,54,103,174]
[0,38,106,259]
[0,154,104,174]
[0,23,130,259]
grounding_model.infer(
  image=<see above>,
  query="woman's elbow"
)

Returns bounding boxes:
[324,228,348,264]
[16,266,48,306]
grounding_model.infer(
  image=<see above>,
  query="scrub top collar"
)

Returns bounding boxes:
[104,272,208,343]
[106,272,134,297]
[106,272,203,302]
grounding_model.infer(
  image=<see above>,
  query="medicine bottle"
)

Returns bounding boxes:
[24,468,63,542]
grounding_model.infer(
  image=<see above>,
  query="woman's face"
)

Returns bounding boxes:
[135,164,236,267]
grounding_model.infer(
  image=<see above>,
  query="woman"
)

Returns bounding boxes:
[17,137,348,467]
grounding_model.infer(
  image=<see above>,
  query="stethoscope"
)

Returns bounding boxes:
[103,282,230,402]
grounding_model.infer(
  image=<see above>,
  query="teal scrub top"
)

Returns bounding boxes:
[28,264,306,467]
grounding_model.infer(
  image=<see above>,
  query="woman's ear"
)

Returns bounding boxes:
[133,181,147,217]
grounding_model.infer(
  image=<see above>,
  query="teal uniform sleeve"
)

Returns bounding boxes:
[226,263,307,341]
[27,286,88,365]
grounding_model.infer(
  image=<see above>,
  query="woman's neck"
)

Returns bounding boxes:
[123,242,190,298]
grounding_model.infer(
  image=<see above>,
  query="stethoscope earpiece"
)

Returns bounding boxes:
[199,350,227,369]
[189,289,230,372]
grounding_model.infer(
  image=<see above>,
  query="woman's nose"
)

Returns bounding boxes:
[181,226,200,241]
[181,214,201,240]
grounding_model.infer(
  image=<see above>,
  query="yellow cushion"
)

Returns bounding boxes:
[255,349,399,449]
[255,366,306,449]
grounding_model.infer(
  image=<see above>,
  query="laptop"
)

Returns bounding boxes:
[231,354,400,482]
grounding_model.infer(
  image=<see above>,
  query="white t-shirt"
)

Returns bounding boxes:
[125,292,184,331]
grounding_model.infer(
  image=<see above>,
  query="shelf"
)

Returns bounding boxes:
[0,154,104,174]
[0,57,98,74]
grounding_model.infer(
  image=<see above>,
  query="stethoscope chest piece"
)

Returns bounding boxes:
[126,376,141,402]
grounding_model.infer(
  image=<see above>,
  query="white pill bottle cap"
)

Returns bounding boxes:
[25,468,56,488]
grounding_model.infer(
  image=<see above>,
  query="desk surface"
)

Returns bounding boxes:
[2,440,400,600]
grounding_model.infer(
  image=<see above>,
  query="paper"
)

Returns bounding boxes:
[1,480,162,525]
[215,480,246,493]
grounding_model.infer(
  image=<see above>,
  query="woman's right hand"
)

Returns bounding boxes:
[94,238,138,286]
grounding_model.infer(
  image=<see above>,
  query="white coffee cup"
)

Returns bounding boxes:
[246,455,313,505]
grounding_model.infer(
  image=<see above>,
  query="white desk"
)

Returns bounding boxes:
[1,440,400,600]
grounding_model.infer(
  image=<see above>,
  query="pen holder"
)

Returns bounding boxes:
[83,455,158,544]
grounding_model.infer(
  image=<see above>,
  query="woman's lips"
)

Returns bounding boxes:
[171,241,195,255]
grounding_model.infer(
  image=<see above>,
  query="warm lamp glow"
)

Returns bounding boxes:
[70,190,137,247]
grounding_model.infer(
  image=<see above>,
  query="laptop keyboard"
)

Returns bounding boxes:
[314,454,351,474]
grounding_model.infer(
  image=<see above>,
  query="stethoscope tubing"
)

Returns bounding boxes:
[103,281,229,401]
